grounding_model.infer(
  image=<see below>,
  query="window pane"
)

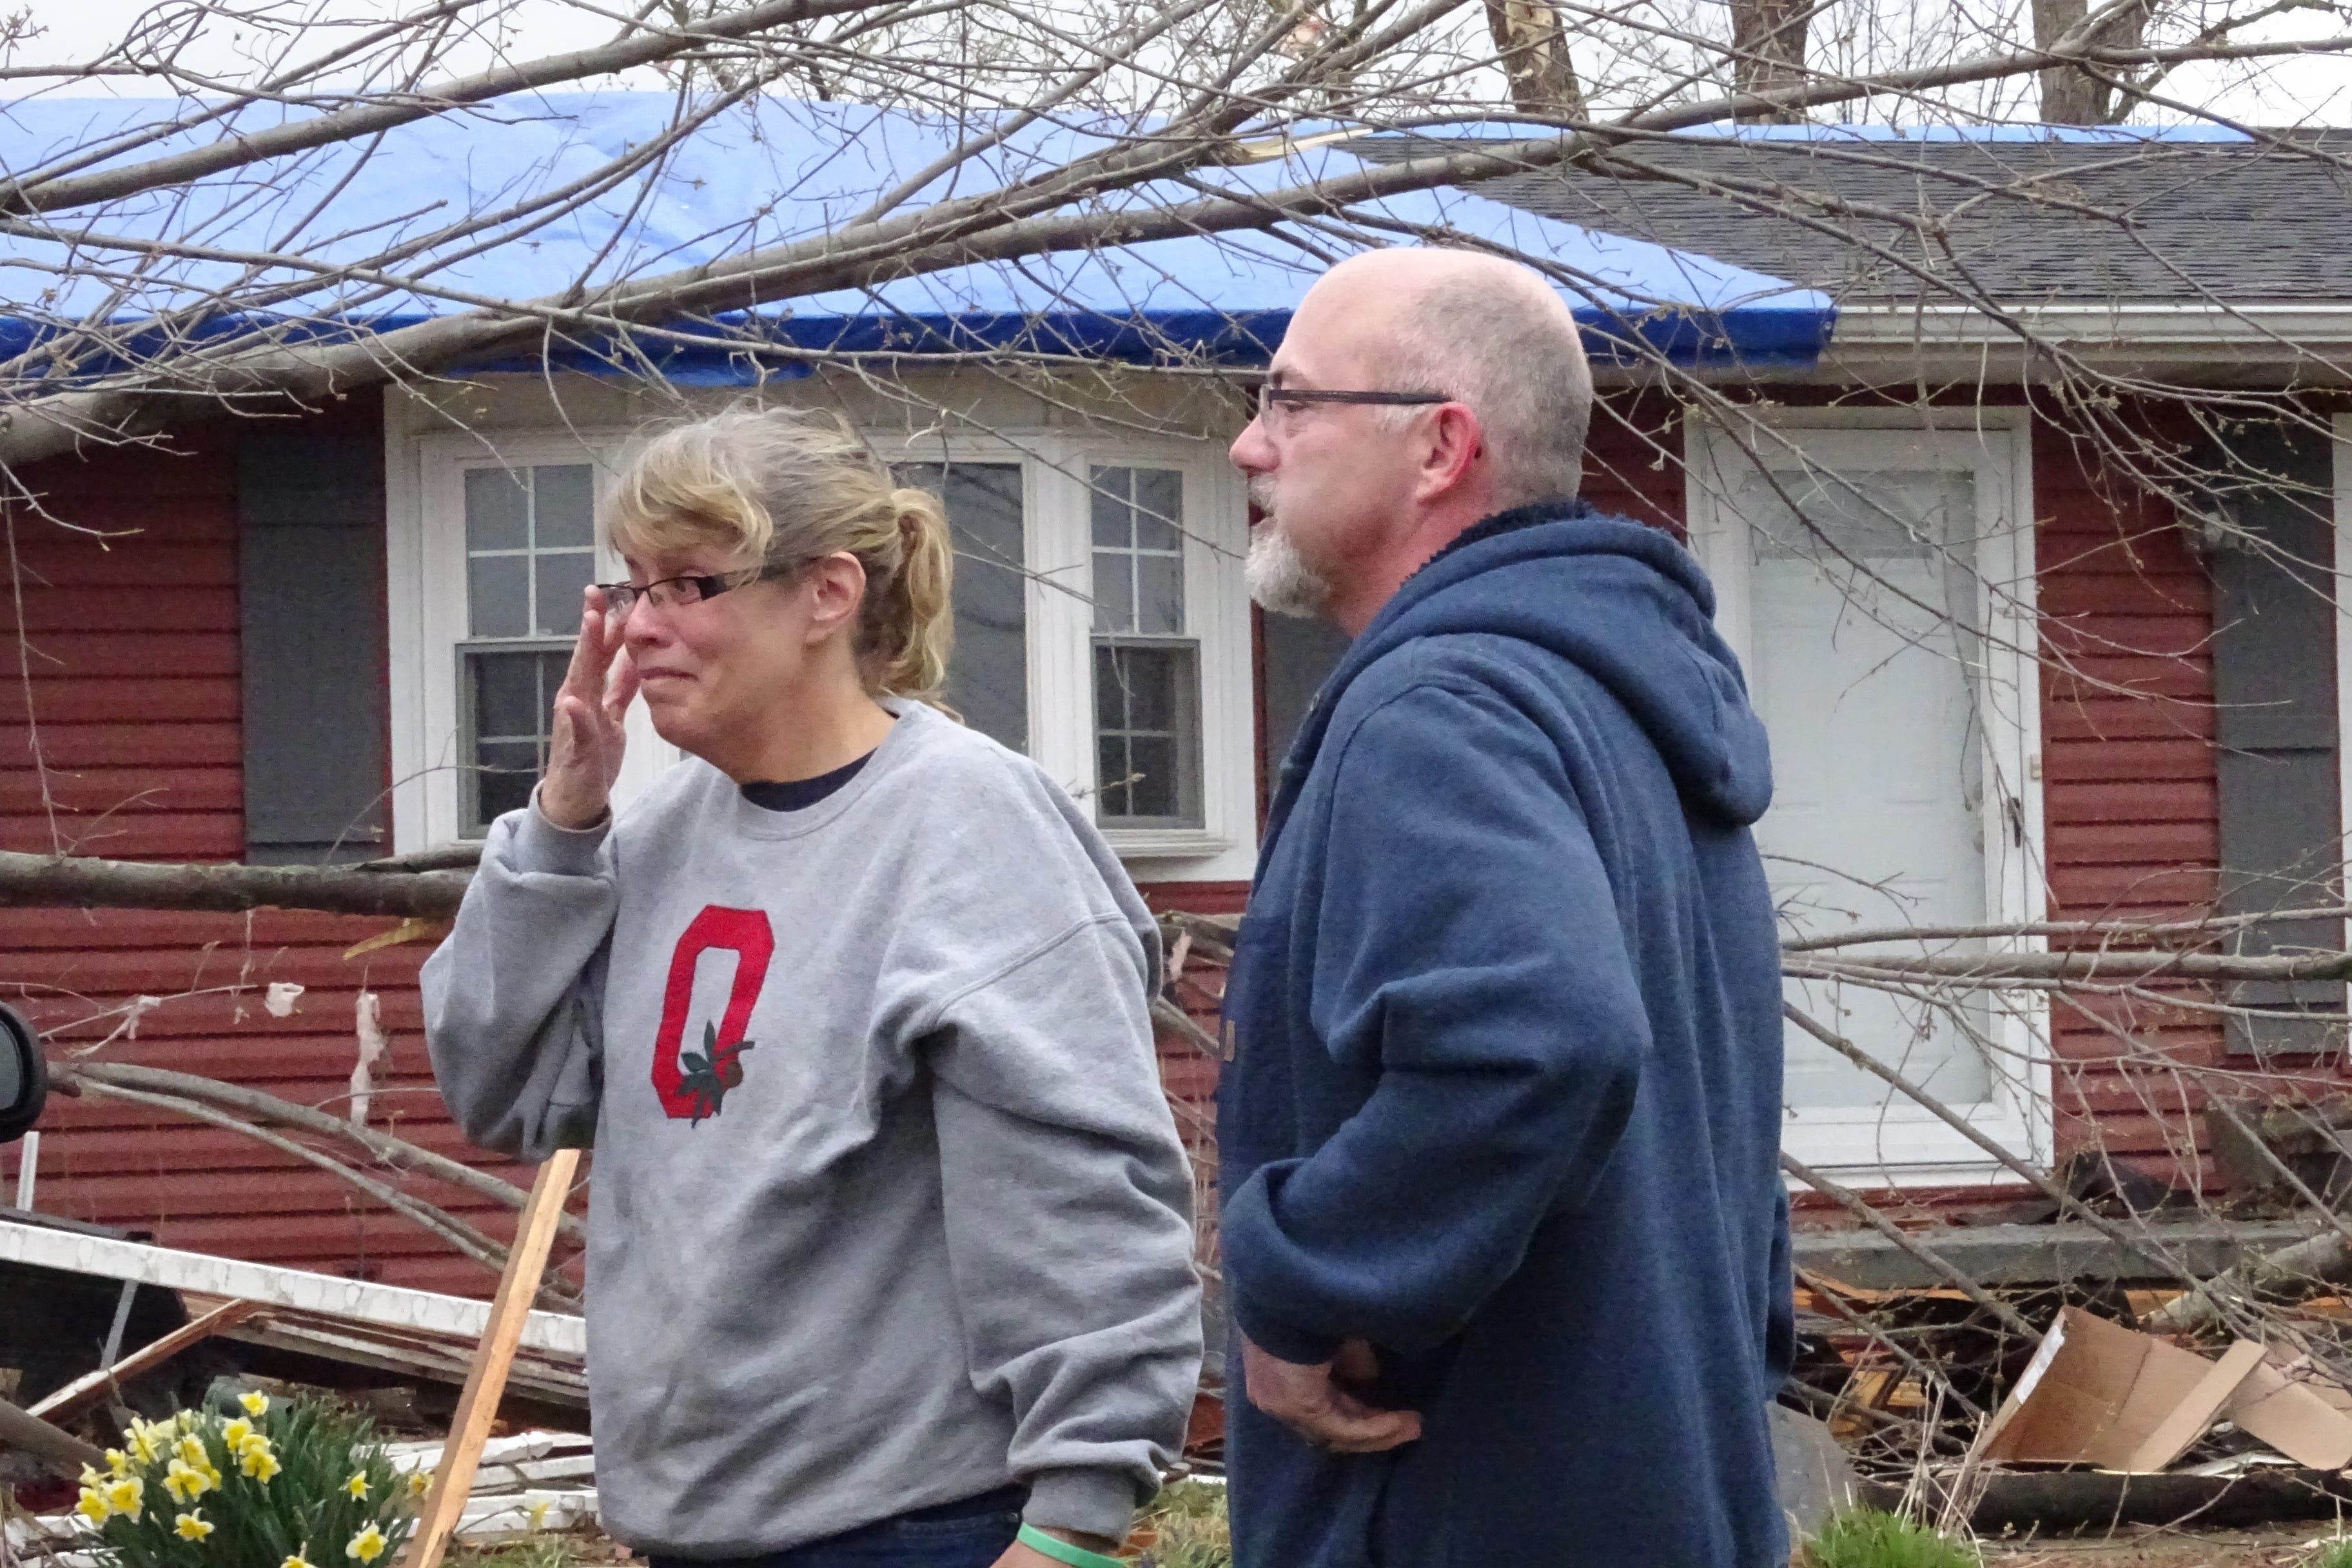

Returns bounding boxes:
[1091,467,1134,548]
[1094,641,1123,732]
[896,461,1028,754]
[1132,469,1182,553]
[535,549,595,636]
[464,649,567,834]
[467,554,529,637]
[1137,553,1184,636]
[1097,733,1132,816]
[1126,736,1180,818]
[1104,641,1178,731]
[472,651,542,740]
[1092,551,1135,634]
[473,741,540,825]
[1092,641,1202,827]
[533,465,596,548]
[465,468,528,553]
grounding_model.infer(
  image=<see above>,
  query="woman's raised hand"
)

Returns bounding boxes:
[537,585,642,830]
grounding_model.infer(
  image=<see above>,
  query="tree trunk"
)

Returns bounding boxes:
[1731,0,1812,123]
[1484,0,1583,117]
[2034,0,2150,122]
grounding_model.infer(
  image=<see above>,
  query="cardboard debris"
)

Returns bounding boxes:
[2224,1346,2352,1471]
[1979,1306,2269,1472]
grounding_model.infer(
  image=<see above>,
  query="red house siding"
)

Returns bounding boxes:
[0,418,551,1296]
[2034,417,2230,1182]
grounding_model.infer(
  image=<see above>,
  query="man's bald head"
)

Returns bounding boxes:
[1304,248,1594,510]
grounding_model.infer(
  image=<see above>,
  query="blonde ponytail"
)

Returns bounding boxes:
[605,406,965,717]
[865,487,956,709]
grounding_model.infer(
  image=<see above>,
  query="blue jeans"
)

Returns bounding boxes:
[649,1487,1025,1568]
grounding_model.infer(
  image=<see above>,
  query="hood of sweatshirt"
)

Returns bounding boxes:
[1289,500,1774,827]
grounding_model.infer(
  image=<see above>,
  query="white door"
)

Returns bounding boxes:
[1690,422,2046,1180]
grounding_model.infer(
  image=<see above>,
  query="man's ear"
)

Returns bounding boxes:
[1414,403,1485,503]
[802,553,868,643]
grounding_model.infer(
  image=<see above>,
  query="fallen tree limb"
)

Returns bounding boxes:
[0,850,2337,993]
[68,1076,580,1307]
[1788,949,2352,983]
[0,849,470,918]
[1781,1002,2237,1313]
[62,1062,585,1246]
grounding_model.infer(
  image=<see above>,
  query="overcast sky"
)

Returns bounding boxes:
[6,0,2347,124]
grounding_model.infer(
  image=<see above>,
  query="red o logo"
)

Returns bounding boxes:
[651,906,775,1123]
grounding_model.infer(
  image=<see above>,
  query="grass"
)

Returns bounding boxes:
[1800,1509,1979,1568]
[1134,1478,1230,1568]
[2303,1540,2352,1568]
[448,1542,576,1568]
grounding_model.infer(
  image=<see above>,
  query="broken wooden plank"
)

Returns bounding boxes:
[28,1298,261,1423]
[0,1393,105,1478]
[0,1216,584,1357]
[406,1148,582,1568]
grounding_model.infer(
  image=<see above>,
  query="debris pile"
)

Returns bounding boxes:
[1,1204,596,1561]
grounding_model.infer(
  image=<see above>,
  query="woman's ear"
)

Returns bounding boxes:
[801,552,868,643]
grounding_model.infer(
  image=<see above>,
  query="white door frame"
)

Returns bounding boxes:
[1686,409,2051,1184]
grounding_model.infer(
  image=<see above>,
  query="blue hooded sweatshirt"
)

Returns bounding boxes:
[1217,502,1792,1568]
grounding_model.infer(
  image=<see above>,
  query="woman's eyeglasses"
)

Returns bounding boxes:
[596,565,792,616]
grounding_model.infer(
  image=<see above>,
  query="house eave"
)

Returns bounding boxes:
[1815,301,2352,384]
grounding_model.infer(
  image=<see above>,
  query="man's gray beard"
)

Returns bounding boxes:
[1244,500,1333,620]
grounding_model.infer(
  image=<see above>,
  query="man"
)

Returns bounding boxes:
[1218,246,1792,1567]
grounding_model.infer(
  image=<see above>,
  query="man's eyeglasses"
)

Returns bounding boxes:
[1255,384,1451,431]
[596,565,791,616]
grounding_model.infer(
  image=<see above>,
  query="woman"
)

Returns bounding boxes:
[421,407,1202,1568]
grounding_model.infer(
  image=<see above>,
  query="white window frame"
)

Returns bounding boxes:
[389,418,1257,880]
[2328,413,2352,975]
[867,428,1255,870]
[1686,410,2050,1185]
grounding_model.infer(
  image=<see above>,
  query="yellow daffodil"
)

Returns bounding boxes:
[222,1418,253,1448]
[103,1476,144,1521]
[175,1512,215,1542]
[127,1423,161,1465]
[344,1474,369,1500]
[75,1487,110,1524]
[527,1499,551,1532]
[283,1556,315,1568]
[406,1471,430,1498]
[345,1525,387,1564]
[104,1447,130,1477]
[238,1432,271,1459]
[241,1446,281,1484]
[176,1435,210,1467]
[162,1464,199,1504]
[240,1391,270,1416]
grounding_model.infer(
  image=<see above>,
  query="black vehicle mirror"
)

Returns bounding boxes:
[0,1001,45,1144]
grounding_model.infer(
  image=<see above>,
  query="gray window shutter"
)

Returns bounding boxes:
[1259,609,1351,791]
[239,433,389,864]
[2205,422,2344,1056]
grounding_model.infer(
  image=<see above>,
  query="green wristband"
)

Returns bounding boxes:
[1016,1522,1124,1568]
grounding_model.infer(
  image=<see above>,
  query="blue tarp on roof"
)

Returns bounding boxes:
[0,94,1835,378]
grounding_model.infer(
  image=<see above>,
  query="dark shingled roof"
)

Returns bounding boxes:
[1364,130,2352,306]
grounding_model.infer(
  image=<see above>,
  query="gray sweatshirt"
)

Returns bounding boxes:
[420,702,1202,1554]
